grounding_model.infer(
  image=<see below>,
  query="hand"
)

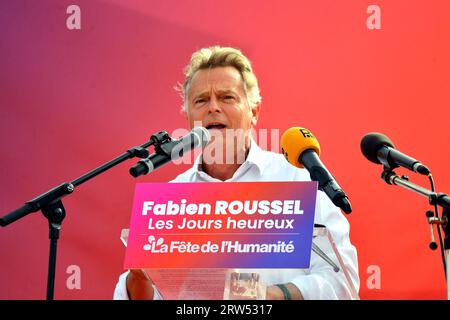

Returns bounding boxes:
[265,285,285,300]
[126,269,154,300]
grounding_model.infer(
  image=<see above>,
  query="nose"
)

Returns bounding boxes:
[207,96,221,114]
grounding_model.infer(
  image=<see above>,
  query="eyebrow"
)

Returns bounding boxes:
[217,89,238,95]
[191,89,238,100]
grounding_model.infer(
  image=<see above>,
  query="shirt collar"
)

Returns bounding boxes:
[192,137,265,176]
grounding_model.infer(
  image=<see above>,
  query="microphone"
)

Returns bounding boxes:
[130,127,210,177]
[280,127,352,214]
[360,132,430,175]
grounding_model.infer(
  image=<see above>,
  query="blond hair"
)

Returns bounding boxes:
[180,46,262,111]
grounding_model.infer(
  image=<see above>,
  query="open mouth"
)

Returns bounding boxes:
[206,123,227,130]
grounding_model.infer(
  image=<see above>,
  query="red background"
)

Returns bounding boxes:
[0,0,449,299]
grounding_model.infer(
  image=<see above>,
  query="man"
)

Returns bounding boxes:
[114,46,359,300]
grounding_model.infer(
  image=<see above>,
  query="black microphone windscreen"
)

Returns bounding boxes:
[360,132,395,164]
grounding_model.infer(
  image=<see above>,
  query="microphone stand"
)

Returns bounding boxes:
[381,168,450,299]
[0,131,171,300]
[444,206,450,300]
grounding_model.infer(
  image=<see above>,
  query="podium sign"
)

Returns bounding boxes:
[124,182,317,269]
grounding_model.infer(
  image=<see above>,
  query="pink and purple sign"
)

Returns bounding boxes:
[124,182,318,269]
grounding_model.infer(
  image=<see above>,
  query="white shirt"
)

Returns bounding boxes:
[114,140,359,300]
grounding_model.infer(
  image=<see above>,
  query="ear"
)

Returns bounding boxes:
[181,106,197,130]
[250,102,261,127]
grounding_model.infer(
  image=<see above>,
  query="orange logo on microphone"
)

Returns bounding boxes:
[299,128,314,138]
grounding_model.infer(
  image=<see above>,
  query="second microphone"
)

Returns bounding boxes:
[280,127,352,214]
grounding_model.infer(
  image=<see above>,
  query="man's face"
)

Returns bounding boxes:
[185,66,260,135]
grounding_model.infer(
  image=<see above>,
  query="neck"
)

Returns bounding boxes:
[202,162,243,181]
[201,137,251,181]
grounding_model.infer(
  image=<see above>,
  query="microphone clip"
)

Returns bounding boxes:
[126,131,172,160]
[381,167,398,185]
[150,131,172,148]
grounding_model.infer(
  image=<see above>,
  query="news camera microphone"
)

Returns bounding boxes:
[360,132,430,175]
[280,127,352,214]
[130,127,210,178]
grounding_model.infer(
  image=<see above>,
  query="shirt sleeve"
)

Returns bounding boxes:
[290,191,360,300]
[113,270,164,300]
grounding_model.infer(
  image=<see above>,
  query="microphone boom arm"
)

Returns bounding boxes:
[381,169,450,210]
